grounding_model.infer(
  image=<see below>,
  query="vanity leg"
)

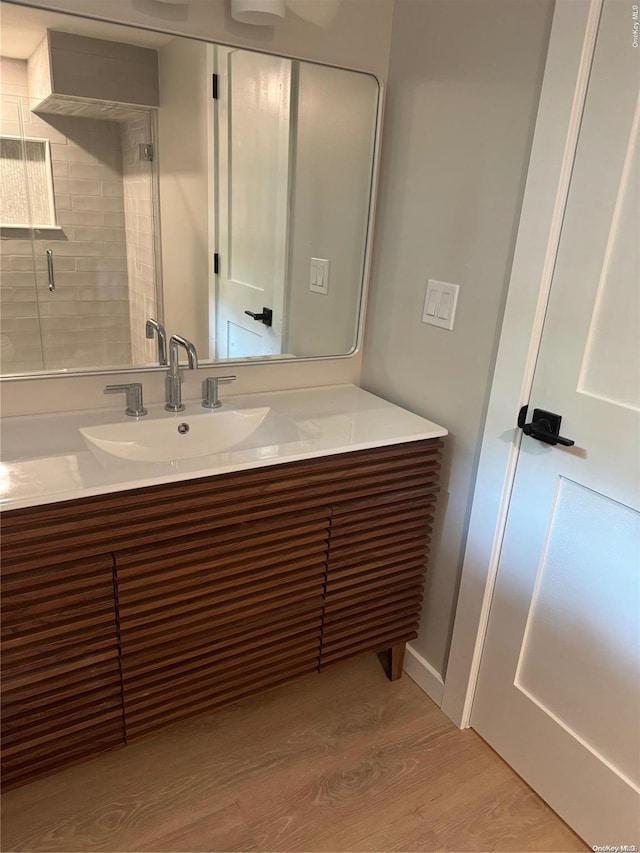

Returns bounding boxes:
[383,641,406,681]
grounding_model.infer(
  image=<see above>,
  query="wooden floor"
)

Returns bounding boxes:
[1,656,587,853]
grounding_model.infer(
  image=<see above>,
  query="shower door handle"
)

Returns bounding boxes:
[46,250,55,292]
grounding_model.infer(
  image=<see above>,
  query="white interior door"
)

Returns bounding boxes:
[215,47,291,360]
[471,0,640,845]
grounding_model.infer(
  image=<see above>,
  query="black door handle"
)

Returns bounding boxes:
[518,406,575,447]
[244,307,273,327]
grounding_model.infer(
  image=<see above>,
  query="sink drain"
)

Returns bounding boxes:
[177,423,190,435]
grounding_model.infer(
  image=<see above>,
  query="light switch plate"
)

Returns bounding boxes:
[422,279,459,330]
[310,258,330,295]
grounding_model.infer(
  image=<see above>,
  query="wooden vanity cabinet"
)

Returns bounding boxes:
[0,438,443,790]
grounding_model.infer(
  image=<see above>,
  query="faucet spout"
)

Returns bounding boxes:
[145,318,168,366]
[165,334,199,412]
[169,334,198,374]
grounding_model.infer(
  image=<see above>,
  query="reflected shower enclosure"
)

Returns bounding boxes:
[0,25,160,374]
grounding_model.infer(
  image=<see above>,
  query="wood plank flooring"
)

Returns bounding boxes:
[0,656,587,852]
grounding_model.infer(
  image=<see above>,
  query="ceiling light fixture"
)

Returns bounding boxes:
[230,0,341,27]
[230,0,285,25]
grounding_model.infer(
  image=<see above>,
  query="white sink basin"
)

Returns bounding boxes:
[80,407,299,463]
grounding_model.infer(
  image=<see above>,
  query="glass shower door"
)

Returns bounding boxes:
[0,91,45,374]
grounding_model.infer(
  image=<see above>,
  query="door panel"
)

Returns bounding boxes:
[577,111,639,409]
[115,508,329,741]
[515,478,639,786]
[0,553,124,790]
[215,47,291,358]
[471,0,640,844]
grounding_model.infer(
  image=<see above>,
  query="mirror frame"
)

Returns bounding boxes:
[0,0,383,382]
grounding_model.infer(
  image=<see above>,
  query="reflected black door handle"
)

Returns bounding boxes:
[518,406,575,447]
[244,307,273,327]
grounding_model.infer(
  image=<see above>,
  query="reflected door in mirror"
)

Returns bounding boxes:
[215,47,290,359]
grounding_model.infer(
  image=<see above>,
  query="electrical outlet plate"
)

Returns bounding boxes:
[310,258,330,295]
[422,279,459,330]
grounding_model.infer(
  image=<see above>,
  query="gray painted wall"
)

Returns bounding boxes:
[157,37,210,357]
[287,63,377,358]
[8,0,394,79]
[361,0,555,678]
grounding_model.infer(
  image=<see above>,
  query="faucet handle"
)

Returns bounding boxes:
[105,383,147,417]
[202,375,236,409]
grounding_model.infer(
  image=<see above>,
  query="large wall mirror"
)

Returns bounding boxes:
[0,1,379,378]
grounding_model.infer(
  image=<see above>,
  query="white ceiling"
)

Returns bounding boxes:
[0,2,174,60]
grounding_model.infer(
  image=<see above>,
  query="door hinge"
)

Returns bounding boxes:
[139,143,154,162]
[212,73,219,99]
[214,253,220,275]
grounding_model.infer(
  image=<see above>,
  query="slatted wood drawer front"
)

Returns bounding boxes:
[320,440,442,669]
[115,508,330,741]
[1,554,125,791]
[1,440,443,568]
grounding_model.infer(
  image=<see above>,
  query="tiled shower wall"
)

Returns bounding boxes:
[120,114,159,364]
[0,57,132,373]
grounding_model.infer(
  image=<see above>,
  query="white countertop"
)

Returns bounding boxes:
[0,384,447,512]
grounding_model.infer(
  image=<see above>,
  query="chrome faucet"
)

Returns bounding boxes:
[165,334,198,412]
[145,318,168,366]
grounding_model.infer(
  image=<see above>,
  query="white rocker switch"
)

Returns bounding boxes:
[310,258,330,295]
[422,279,459,330]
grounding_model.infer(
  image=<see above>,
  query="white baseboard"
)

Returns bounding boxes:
[403,642,445,705]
